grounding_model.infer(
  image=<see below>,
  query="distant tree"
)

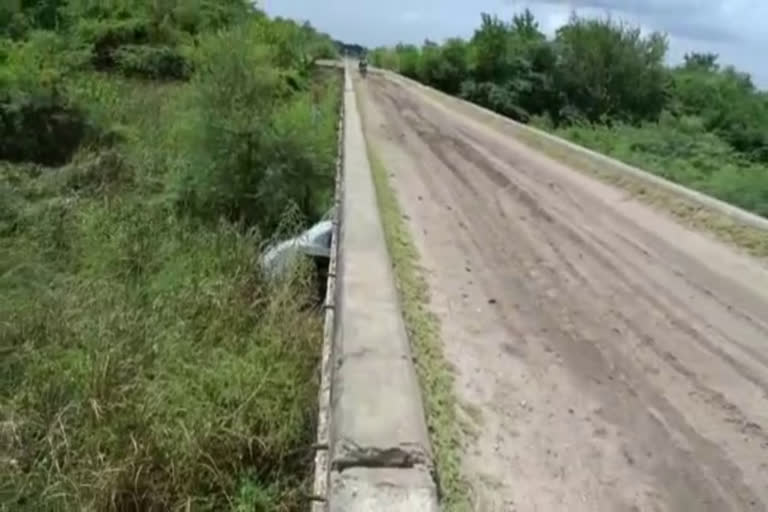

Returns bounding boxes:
[553,14,669,123]
[470,13,510,83]
[417,37,469,94]
[511,8,543,41]
[438,37,469,93]
[367,6,768,163]
[394,43,420,78]
[335,40,366,58]
[683,52,719,72]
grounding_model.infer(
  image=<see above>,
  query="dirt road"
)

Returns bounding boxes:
[357,73,768,512]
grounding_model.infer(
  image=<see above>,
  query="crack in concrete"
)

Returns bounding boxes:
[331,441,431,473]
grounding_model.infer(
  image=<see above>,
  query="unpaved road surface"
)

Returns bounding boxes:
[357,73,768,512]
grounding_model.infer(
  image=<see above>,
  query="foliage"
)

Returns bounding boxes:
[553,15,669,123]
[171,22,339,232]
[335,40,366,58]
[430,38,468,95]
[1,2,341,511]
[114,44,190,80]
[395,43,421,79]
[0,88,87,165]
[670,61,768,162]
[1,195,323,510]
[552,115,768,217]
[459,79,530,122]
[0,31,92,165]
[372,8,768,218]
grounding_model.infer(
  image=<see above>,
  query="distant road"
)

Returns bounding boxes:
[358,71,768,511]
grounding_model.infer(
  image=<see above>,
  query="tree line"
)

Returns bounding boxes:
[371,10,768,165]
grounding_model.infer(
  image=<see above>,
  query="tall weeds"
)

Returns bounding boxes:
[171,24,338,232]
[1,7,340,511]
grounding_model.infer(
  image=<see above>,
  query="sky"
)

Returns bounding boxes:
[264,0,768,86]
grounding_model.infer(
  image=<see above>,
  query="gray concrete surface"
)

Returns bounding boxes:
[312,81,344,512]
[330,467,440,512]
[378,69,768,234]
[316,61,439,510]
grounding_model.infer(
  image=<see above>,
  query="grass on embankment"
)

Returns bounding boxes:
[365,144,471,511]
[1,22,341,512]
[513,127,768,259]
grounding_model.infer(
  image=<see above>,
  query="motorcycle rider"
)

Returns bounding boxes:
[358,54,368,77]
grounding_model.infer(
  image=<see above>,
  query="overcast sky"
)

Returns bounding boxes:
[264,0,767,87]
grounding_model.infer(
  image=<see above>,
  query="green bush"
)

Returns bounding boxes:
[0,9,29,40]
[115,44,191,80]
[371,47,399,71]
[0,32,100,166]
[0,60,91,166]
[460,80,530,122]
[171,24,338,231]
[0,90,88,166]
[554,117,768,217]
[54,149,135,194]
[74,17,151,70]
[1,201,322,510]
[372,9,768,220]
[1,7,341,511]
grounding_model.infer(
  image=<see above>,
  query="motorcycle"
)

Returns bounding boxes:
[358,60,368,78]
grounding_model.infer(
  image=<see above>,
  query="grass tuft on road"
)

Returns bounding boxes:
[366,145,471,512]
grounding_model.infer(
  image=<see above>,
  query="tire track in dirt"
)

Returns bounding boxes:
[361,74,768,511]
[381,79,768,398]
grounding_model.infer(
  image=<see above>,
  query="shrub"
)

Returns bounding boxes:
[0,32,98,166]
[0,88,89,166]
[554,118,768,218]
[1,9,340,511]
[460,80,530,122]
[1,201,322,510]
[115,44,191,80]
[55,150,135,194]
[74,17,151,70]
[171,24,338,231]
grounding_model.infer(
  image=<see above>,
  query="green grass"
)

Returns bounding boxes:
[512,127,768,259]
[548,118,768,217]
[1,8,344,511]
[366,146,471,512]
[1,48,341,512]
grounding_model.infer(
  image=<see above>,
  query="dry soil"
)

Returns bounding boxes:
[357,73,768,512]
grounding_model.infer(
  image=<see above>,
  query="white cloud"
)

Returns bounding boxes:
[266,0,768,86]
